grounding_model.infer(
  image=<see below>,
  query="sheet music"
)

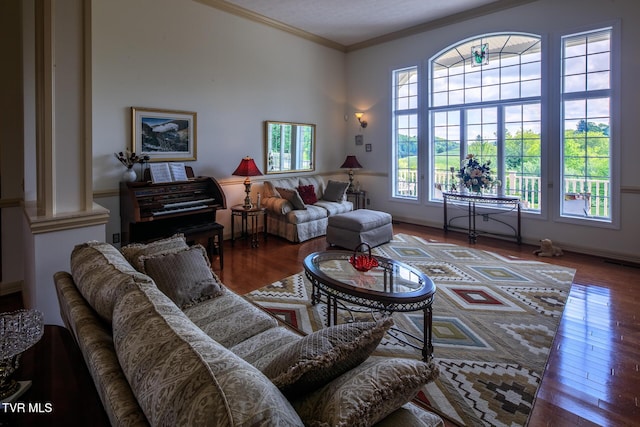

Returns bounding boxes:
[169,163,188,181]
[150,163,172,183]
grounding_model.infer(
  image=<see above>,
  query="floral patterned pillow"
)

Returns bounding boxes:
[140,245,224,309]
[262,318,393,395]
[291,357,440,426]
[121,233,188,272]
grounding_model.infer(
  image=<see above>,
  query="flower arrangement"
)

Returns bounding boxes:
[114,150,149,169]
[451,154,497,193]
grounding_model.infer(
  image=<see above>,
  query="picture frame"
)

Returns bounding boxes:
[355,134,364,145]
[365,143,372,152]
[131,107,197,162]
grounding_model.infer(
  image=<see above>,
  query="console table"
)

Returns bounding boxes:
[442,192,522,244]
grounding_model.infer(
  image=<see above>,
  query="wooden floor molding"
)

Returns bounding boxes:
[2,221,637,425]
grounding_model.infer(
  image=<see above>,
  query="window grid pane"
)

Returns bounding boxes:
[503,102,542,208]
[429,34,542,212]
[561,28,612,220]
[433,110,461,197]
[393,68,419,199]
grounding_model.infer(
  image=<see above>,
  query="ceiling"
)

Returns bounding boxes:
[196,0,537,51]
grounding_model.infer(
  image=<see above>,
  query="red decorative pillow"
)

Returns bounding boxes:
[297,185,318,205]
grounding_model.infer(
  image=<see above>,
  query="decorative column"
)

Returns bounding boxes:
[21,0,108,325]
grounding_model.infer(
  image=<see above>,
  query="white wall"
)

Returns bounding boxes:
[345,0,640,262]
[11,0,634,267]
[92,0,348,240]
[23,222,106,326]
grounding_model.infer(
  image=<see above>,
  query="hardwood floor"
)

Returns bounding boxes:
[221,222,640,426]
[2,221,637,426]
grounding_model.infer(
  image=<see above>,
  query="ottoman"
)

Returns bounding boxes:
[326,209,393,249]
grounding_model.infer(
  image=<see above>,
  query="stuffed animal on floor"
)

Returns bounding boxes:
[533,238,563,257]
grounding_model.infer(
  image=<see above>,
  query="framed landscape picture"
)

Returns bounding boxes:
[131,107,197,161]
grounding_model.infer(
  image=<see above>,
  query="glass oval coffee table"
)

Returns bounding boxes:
[303,251,436,361]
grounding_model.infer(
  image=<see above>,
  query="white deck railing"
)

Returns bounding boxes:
[397,170,609,216]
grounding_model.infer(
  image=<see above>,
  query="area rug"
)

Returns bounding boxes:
[245,234,576,427]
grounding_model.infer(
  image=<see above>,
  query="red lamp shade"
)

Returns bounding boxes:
[340,155,363,169]
[233,156,262,209]
[232,156,263,177]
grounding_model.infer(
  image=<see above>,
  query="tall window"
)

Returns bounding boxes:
[429,34,542,211]
[561,28,612,221]
[392,67,418,199]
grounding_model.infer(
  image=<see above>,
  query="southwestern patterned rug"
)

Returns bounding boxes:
[245,234,576,427]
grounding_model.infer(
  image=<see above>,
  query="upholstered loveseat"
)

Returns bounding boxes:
[54,235,443,426]
[261,175,353,242]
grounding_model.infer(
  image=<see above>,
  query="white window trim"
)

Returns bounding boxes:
[553,21,620,229]
[390,65,422,203]
[426,32,544,216]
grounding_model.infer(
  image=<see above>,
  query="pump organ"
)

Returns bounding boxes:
[119,167,226,246]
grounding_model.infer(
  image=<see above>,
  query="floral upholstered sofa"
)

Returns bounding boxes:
[261,175,352,242]
[54,234,443,427]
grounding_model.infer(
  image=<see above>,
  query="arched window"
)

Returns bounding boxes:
[429,33,542,211]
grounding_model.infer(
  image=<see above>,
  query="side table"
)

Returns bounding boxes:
[230,204,267,248]
[3,325,110,426]
[346,189,366,210]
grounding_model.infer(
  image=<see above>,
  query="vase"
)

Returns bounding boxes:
[122,168,137,182]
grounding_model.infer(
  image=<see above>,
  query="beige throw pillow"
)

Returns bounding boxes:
[276,187,307,210]
[292,357,440,427]
[121,233,189,272]
[140,245,224,309]
[262,317,393,395]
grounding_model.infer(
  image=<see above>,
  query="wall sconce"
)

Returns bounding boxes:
[354,112,368,128]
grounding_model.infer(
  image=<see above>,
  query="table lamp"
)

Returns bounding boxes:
[232,156,263,209]
[0,309,44,402]
[340,155,363,192]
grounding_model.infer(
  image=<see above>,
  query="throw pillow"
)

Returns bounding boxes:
[140,244,224,309]
[262,317,393,395]
[297,184,318,205]
[263,181,281,198]
[291,357,440,427]
[322,180,349,202]
[276,187,306,210]
[121,233,188,272]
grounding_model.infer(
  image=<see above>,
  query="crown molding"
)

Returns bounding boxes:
[194,0,346,52]
[346,0,539,51]
[195,0,539,53]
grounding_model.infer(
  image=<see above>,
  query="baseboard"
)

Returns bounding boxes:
[0,280,23,296]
